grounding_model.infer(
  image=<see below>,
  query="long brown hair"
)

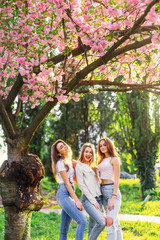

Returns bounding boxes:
[79,143,95,167]
[97,137,119,164]
[51,139,72,180]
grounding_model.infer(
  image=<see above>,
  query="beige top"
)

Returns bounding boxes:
[75,161,101,204]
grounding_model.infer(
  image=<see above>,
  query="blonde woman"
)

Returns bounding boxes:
[51,139,87,240]
[76,143,106,240]
[97,137,123,240]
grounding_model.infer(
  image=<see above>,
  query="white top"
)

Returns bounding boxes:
[56,159,74,184]
[75,161,101,204]
[98,157,114,181]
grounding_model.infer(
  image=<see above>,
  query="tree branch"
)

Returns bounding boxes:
[116,25,160,37]
[76,87,160,95]
[77,80,160,89]
[32,1,158,76]
[66,36,152,91]
[33,44,91,74]
[24,99,58,145]
[0,97,16,139]
[64,1,157,91]
[4,74,24,109]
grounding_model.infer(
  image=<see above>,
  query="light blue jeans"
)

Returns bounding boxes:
[81,194,106,240]
[56,184,87,240]
[101,183,123,240]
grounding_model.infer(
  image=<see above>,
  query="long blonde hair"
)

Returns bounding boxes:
[79,143,95,167]
[51,139,72,181]
[97,137,120,164]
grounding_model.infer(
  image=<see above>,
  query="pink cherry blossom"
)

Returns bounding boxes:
[56,94,68,103]
[0,0,159,108]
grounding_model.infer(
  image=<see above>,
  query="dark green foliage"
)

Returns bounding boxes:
[126,91,158,198]
[23,90,160,198]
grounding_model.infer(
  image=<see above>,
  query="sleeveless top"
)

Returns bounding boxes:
[98,157,114,181]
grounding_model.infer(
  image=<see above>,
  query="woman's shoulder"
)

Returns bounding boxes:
[76,161,83,168]
[76,161,90,170]
[111,156,120,164]
[56,159,65,167]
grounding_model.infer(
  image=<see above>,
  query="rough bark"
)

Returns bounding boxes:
[0,150,45,240]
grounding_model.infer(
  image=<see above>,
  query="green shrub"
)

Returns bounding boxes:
[41,176,58,192]
[119,179,142,201]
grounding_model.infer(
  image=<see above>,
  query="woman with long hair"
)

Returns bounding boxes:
[97,137,123,240]
[76,143,106,240]
[51,139,87,240]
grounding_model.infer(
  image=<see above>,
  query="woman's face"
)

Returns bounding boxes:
[99,140,108,154]
[83,146,93,163]
[56,142,69,156]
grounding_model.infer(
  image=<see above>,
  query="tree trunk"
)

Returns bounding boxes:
[4,206,32,240]
[0,148,45,240]
[126,91,157,199]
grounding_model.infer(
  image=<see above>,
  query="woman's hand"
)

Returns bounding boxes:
[108,197,116,211]
[94,202,102,211]
[75,199,83,211]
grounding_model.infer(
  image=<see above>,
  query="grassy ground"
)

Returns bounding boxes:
[119,179,160,216]
[0,208,160,240]
[0,177,160,239]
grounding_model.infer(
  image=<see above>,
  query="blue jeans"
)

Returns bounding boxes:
[56,184,87,240]
[81,194,106,240]
[101,184,123,240]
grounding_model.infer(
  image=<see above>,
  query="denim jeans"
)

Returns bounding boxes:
[101,184,123,240]
[56,184,87,240]
[81,194,106,240]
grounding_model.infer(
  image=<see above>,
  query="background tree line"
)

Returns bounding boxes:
[29,90,160,198]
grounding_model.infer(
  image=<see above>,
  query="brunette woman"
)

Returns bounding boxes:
[51,140,87,240]
[97,137,123,240]
[76,143,106,240]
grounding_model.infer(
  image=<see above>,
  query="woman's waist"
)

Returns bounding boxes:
[100,179,114,185]
[59,182,74,186]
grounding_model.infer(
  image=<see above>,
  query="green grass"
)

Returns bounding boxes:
[119,178,160,216]
[1,208,160,240]
[44,177,160,216]
[0,178,160,239]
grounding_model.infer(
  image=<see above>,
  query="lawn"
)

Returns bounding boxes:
[0,177,160,239]
[0,208,160,240]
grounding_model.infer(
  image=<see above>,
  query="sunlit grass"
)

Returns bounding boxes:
[0,208,160,240]
[0,178,160,239]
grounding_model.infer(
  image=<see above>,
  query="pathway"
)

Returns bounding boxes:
[40,208,160,224]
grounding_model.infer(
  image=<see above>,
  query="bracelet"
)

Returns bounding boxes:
[112,194,117,196]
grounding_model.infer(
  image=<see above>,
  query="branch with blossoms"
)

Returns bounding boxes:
[76,87,160,95]
[66,37,152,90]
[75,80,160,94]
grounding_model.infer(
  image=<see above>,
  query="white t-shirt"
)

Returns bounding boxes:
[56,159,74,184]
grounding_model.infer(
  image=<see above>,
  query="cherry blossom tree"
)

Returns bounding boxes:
[0,0,160,239]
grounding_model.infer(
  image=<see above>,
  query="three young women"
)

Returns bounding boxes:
[51,140,87,240]
[76,143,106,240]
[97,137,123,240]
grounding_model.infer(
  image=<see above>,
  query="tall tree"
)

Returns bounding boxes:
[0,0,160,239]
[126,91,159,198]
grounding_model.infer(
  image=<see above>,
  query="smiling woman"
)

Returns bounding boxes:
[51,139,87,240]
[76,143,106,240]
